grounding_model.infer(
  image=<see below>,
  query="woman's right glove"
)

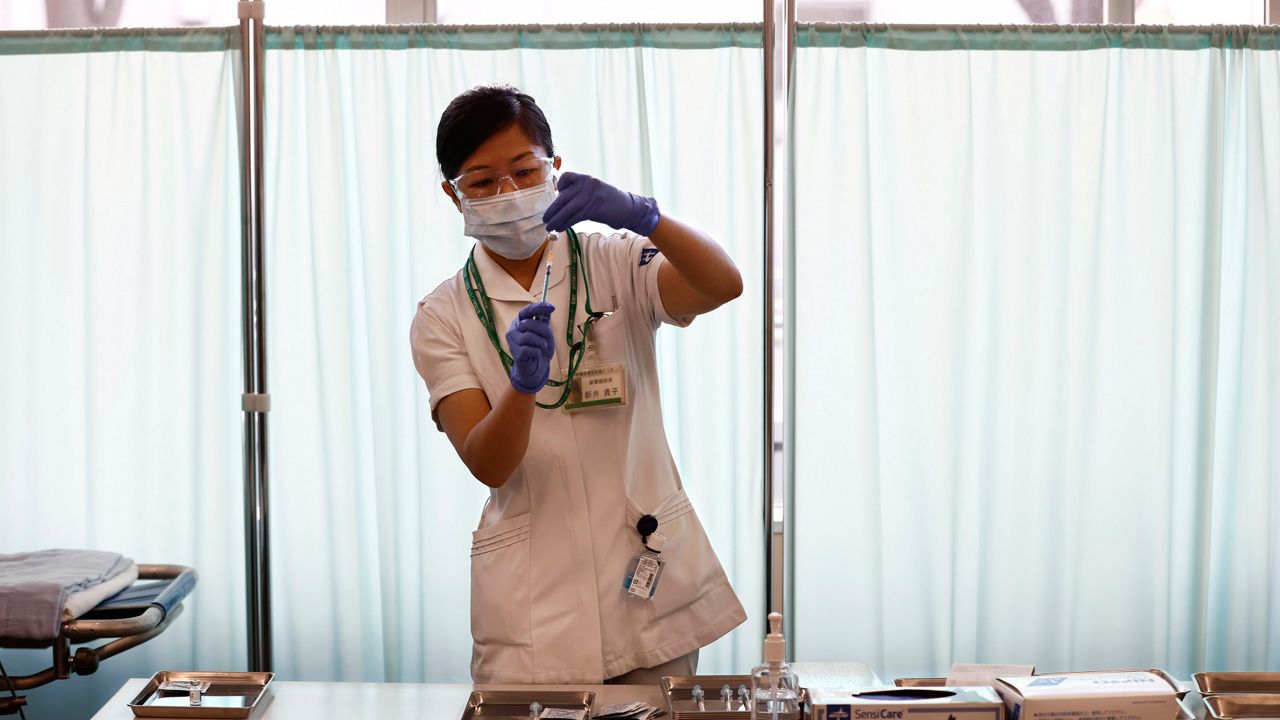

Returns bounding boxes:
[505,302,556,394]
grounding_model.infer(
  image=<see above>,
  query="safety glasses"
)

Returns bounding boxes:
[448,156,557,200]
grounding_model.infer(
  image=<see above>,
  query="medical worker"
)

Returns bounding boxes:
[411,85,746,684]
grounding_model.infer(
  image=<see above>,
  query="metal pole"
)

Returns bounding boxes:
[1104,0,1135,23]
[237,0,272,673]
[762,0,798,626]
[385,0,431,23]
[762,0,776,632]
[251,0,272,673]
[780,0,796,658]
[764,0,796,631]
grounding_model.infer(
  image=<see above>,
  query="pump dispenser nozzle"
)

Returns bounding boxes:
[751,612,799,720]
[764,612,785,663]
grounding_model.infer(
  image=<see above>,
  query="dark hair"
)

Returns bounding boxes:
[436,85,555,180]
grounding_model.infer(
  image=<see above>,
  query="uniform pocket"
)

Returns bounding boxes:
[470,513,532,665]
[625,489,720,621]
[584,308,628,361]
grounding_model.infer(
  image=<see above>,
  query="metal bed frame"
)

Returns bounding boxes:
[0,564,197,716]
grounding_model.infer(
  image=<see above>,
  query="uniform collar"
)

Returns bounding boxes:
[471,234,568,303]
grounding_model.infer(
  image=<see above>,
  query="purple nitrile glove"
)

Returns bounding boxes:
[505,302,556,394]
[541,172,660,236]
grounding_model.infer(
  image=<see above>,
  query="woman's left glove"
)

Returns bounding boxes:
[506,302,556,394]
[542,172,660,236]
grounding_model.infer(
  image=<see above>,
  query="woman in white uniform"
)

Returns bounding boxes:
[410,85,747,684]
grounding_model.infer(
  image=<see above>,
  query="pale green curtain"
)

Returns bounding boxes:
[0,28,246,719]
[792,25,1280,679]
[261,25,766,682]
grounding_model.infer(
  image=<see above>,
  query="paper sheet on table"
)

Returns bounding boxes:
[946,663,1036,687]
[541,709,589,720]
[595,703,664,720]
[597,704,645,718]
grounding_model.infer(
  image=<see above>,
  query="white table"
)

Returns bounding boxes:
[91,680,668,720]
[92,675,1208,720]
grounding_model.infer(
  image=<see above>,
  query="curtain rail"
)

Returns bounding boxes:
[0,25,236,37]
[265,23,764,50]
[268,23,1280,51]
[4,23,1278,54]
[0,27,236,54]
[797,22,1280,50]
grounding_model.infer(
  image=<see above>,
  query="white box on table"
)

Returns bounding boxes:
[994,672,1181,720]
[810,686,1004,720]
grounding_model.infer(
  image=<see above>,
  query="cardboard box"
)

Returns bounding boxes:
[810,686,1005,720]
[994,672,1181,720]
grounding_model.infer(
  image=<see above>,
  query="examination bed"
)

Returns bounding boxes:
[0,564,197,716]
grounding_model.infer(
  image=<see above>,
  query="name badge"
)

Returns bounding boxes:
[566,362,627,412]
[565,313,626,412]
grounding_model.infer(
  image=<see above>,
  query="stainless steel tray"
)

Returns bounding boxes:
[895,669,1188,700]
[128,671,273,718]
[462,690,596,720]
[1203,694,1280,720]
[661,675,803,720]
[894,678,947,688]
[1196,674,1280,697]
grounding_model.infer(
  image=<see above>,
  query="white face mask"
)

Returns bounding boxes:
[460,178,556,260]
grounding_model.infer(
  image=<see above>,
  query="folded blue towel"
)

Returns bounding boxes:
[0,549,133,641]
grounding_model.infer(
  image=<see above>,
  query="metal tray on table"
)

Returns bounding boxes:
[1196,674,1280,697]
[128,671,274,718]
[462,690,596,720]
[894,678,948,688]
[1203,694,1280,720]
[662,675,804,720]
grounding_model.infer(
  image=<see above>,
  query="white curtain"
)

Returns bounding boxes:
[262,26,765,682]
[0,31,246,719]
[792,28,1280,679]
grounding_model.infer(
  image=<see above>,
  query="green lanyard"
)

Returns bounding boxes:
[462,228,600,410]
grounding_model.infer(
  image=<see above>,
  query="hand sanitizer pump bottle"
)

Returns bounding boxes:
[750,612,799,720]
